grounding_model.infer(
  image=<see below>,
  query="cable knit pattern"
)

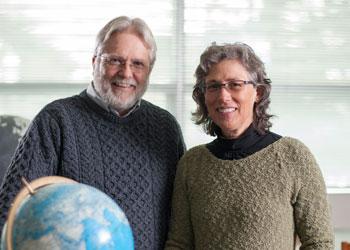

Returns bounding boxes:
[0,90,186,250]
[165,138,334,250]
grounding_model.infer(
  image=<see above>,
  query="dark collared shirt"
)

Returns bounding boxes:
[86,81,141,117]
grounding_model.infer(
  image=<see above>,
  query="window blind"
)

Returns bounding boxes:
[1,0,349,188]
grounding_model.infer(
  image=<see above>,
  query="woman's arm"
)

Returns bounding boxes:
[293,142,334,249]
[165,158,194,250]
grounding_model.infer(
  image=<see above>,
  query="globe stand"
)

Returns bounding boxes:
[5,176,76,250]
[21,177,35,195]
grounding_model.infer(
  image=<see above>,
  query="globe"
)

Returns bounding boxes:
[1,176,134,250]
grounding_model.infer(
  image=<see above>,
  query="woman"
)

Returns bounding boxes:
[165,43,334,249]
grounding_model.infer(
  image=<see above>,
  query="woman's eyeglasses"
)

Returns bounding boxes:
[201,80,256,94]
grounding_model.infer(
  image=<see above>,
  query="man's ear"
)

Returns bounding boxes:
[92,56,97,66]
[92,56,97,76]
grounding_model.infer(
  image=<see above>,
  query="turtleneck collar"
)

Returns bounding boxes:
[206,124,282,160]
[216,124,259,151]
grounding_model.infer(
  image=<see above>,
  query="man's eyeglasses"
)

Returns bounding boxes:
[201,80,256,94]
[98,54,149,73]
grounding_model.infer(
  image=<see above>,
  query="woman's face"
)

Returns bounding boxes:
[204,59,259,139]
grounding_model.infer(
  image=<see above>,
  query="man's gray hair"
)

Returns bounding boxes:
[94,16,157,68]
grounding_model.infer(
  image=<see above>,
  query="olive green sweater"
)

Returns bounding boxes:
[165,137,334,250]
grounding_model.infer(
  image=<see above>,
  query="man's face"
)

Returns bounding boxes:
[92,31,151,115]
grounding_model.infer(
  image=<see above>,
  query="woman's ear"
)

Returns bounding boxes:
[255,85,264,103]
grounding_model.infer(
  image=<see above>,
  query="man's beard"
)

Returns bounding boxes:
[94,75,148,113]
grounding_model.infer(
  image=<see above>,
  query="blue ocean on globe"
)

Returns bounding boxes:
[1,182,134,250]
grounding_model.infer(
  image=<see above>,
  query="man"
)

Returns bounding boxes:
[0,16,186,250]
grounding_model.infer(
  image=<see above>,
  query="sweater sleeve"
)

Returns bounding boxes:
[165,156,194,250]
[0,110,61,234]
[175,121,186,160]
[292,140,334,249]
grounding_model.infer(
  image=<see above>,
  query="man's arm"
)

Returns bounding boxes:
[0,111,61,234]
